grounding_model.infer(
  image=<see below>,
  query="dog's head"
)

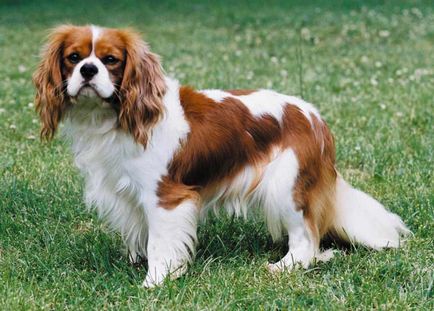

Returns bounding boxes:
[33,25,166,145]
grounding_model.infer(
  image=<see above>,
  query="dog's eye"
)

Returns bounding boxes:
[102,55,119,65]
[67,53,81,64]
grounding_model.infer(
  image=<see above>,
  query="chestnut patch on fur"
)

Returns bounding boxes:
[225,89,256,96]
[170,87,281,186]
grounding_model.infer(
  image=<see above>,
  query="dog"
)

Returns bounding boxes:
[33,25,409,287]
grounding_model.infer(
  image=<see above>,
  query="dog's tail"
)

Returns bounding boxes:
[330,176,410,249]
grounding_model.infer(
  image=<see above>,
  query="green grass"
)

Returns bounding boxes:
[1,0,433,309]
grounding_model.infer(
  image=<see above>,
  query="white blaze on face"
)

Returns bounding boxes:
[66,25,115,99]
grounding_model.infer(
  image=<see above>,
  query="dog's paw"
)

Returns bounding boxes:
[142,264,188,288]
[315,249,338,263]
[142,277,160,289]
[266,261,295,274]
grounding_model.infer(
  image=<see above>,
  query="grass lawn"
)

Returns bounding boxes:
[0,0,433,309]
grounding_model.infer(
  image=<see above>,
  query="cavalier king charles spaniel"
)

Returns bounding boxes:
[33,25,409,287]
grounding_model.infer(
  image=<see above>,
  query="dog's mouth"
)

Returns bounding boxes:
[69,82,116,110]
[77,83,99,97]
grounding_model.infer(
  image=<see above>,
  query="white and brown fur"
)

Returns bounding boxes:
[33,25,410,287]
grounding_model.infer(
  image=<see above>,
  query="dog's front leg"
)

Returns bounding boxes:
[143,200,199,288]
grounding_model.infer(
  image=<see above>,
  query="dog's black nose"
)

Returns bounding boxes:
[80,63,98,80]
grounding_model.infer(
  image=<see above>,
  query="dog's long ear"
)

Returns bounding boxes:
[33,26,71,140]
[118,29,166,147]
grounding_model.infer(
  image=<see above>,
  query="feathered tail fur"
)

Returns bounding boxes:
[331,176,410,249]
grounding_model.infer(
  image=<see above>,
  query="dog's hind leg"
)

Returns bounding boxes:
[258,148,333,272]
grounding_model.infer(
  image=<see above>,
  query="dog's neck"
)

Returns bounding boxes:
[65,95,116,128]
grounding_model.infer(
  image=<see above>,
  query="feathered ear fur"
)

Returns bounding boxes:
[118,30,166,147]
[33,25,71,140]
